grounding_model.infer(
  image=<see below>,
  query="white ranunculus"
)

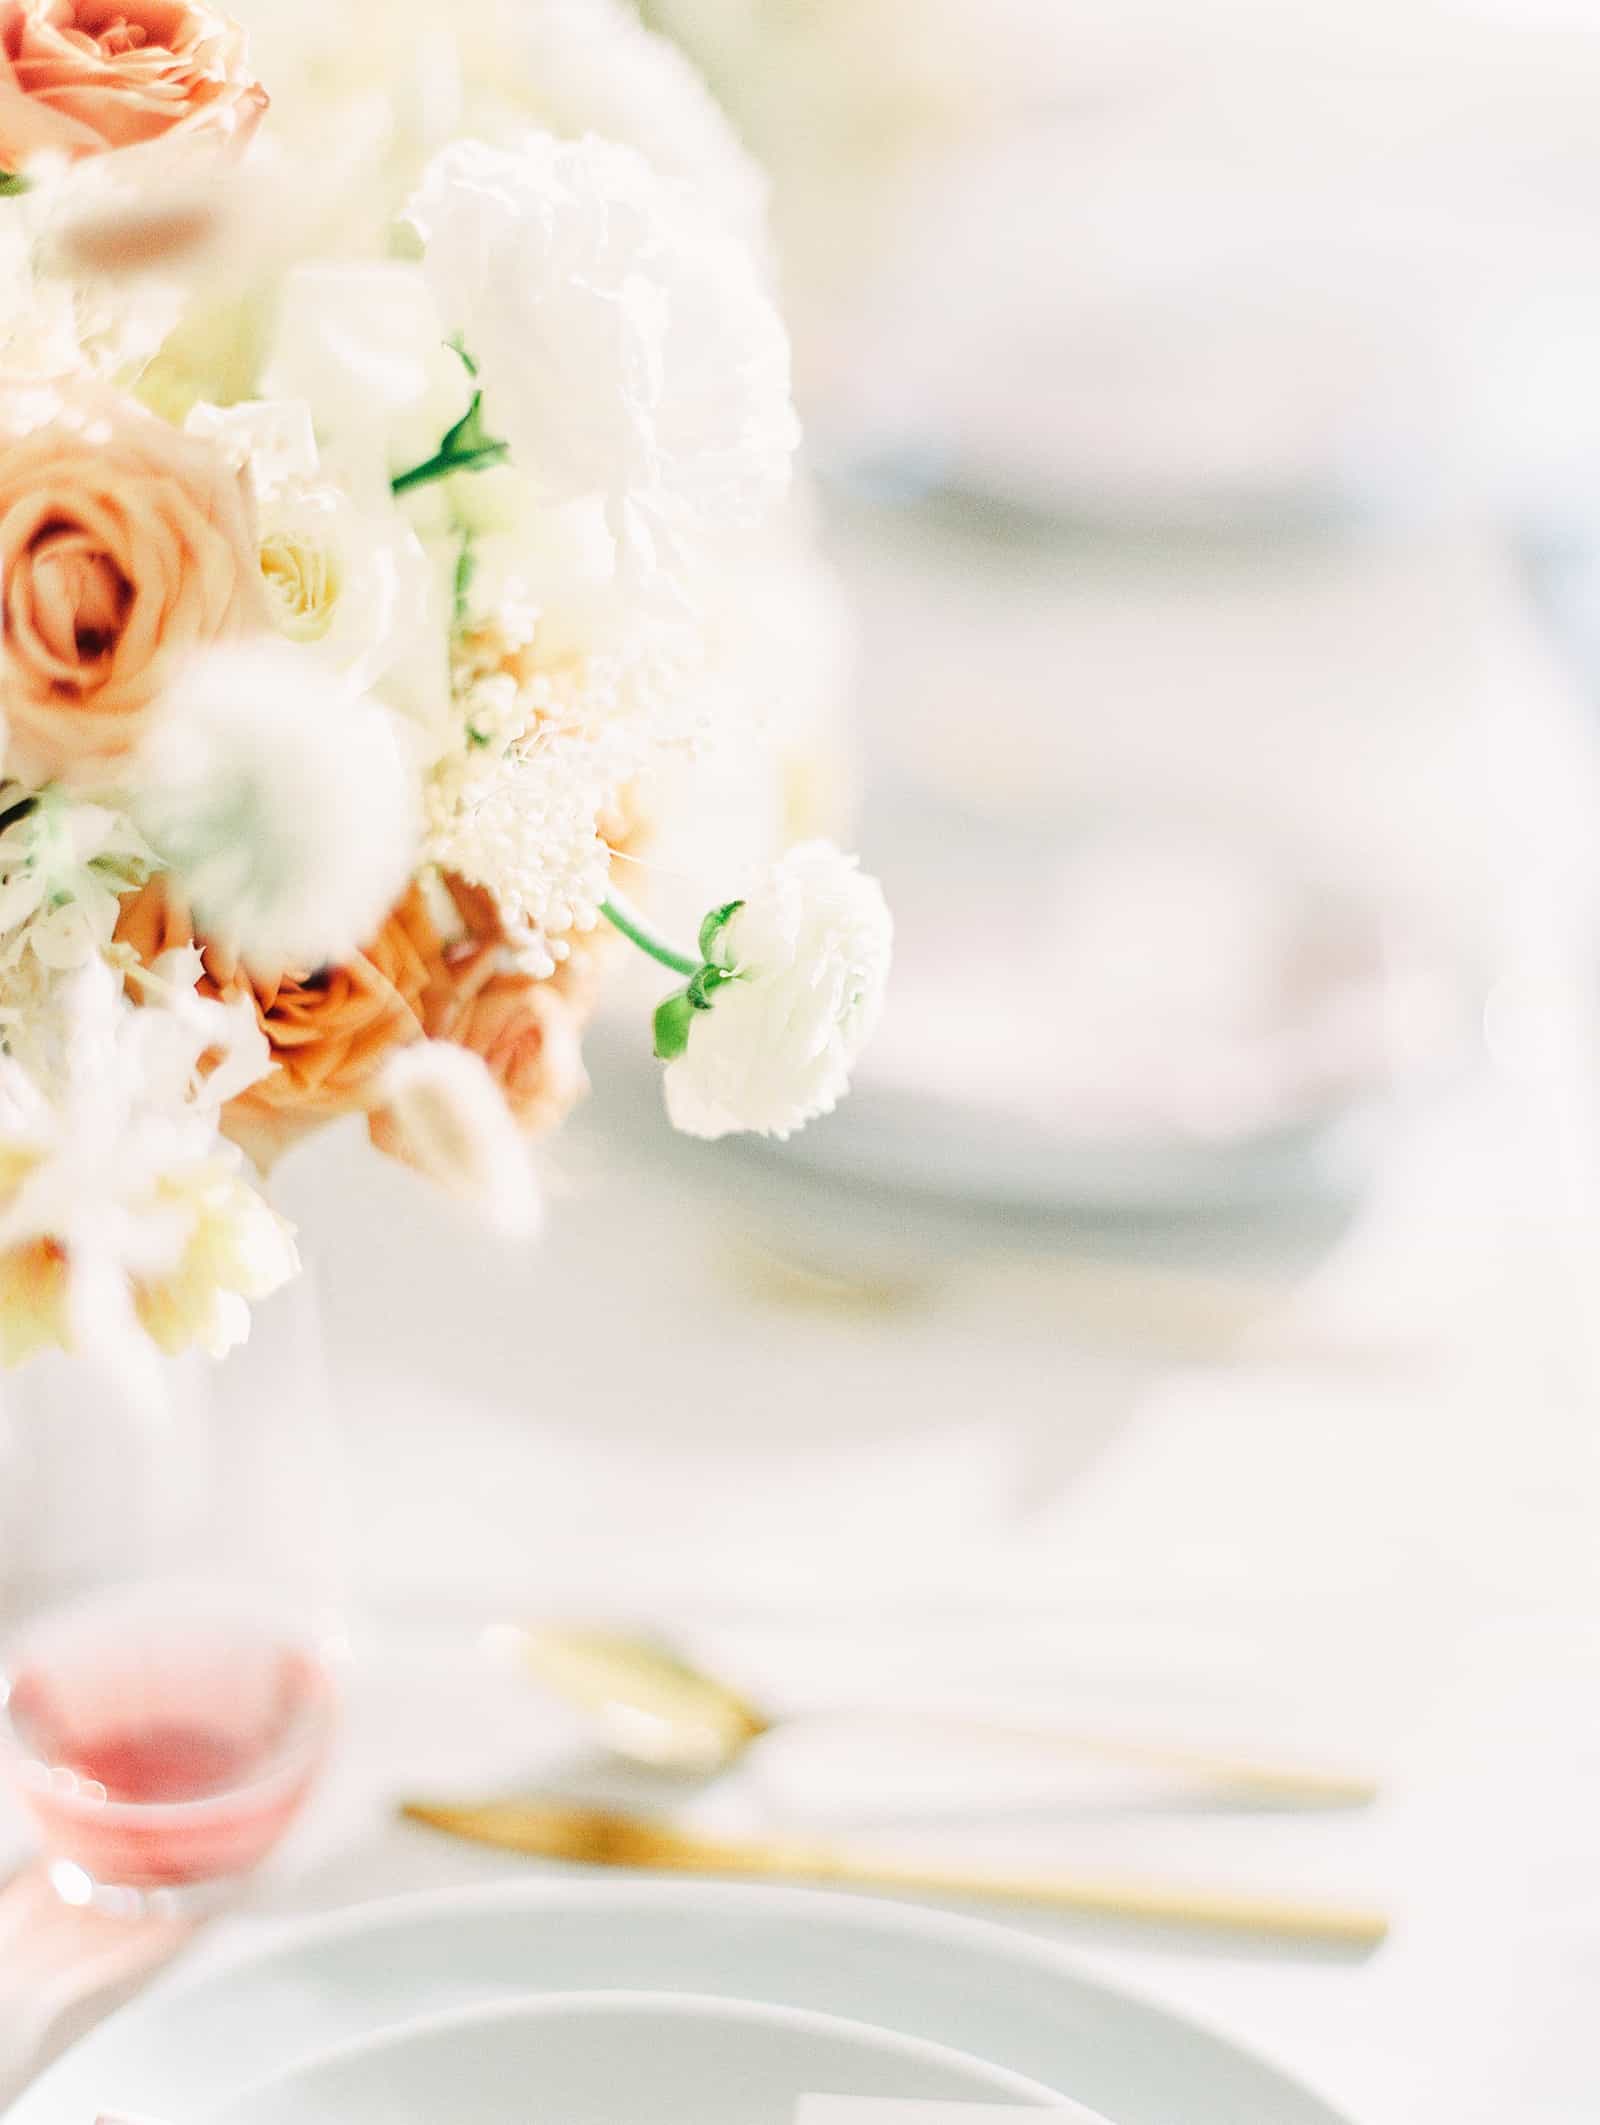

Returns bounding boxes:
[130,641,419,976]
[405,133,798,572]
[662,840,891,1140]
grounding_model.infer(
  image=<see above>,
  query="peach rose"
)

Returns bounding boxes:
[424,960,588,1138]
[0,380,262,787]
[116,875,443,1168]
[424,874,590,1133]
[0,0,266,171]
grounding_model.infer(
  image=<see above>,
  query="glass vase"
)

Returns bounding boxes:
[0,1269,345,1912]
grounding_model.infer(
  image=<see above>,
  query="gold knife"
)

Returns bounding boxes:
[401,1795,1388,1949]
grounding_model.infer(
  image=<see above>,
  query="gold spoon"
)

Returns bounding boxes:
[497,1624,1378,1808]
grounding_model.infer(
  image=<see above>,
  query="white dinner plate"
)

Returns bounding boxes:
[10,1878,1354,2125]
[207,1991,1096,2125]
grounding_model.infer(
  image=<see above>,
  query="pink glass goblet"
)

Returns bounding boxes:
[0,1582,338,1915]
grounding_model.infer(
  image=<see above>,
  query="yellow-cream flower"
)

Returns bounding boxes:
[258,491,343,644]
[186,397,436,695]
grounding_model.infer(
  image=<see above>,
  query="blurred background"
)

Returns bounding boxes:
[275,0,1600,1593]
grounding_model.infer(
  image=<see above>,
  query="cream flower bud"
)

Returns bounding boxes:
[373,1038,542,1237]
[661,840,892,1141]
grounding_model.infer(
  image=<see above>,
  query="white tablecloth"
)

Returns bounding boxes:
[6,525,1600,2122]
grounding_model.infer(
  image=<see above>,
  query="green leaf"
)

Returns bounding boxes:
[697,899,744,964]
[0,172,29,198]
[439,388,508,464]
[391,436,509,496]
[390,387,511,497]
[455,441,510,475]
[653,990,695,1061]
[439,390,484,458]
[686,963,734,1012]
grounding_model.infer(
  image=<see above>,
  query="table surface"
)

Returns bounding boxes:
[6,523,1600,2124]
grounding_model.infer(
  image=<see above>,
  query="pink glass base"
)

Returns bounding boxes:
[0,1586,337,1914]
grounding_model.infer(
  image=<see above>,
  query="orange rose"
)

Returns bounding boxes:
[424,961,588,1138]
[116,876,443,1168]
[0,1,266,171]
[361,875,588,1154]
[0,380,262,787]
[118,868,595,1174]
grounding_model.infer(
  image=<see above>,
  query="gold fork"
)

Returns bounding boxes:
[401,1794,1388,1950]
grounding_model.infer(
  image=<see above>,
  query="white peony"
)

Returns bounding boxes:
[130,641,419,976]
[232,0,769,259]
[478,0,769,245]
[405,133,798,573]
[661,840,891,1140]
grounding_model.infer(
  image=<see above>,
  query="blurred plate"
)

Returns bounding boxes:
[14,1879,1354,2125]
[589,995,1399,1254]
[759,1071,1389,1221]
[207,1991,1086,2125]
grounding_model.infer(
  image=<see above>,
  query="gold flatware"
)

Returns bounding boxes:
[401,1794,1389,1949]
[499,1623,1379,1808]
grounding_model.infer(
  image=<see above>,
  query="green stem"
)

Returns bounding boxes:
[601,895,699,978]
[451,518,476,631]
[391,441,509,496]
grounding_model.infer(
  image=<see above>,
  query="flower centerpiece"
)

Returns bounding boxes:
[0,0,892,1389]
